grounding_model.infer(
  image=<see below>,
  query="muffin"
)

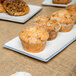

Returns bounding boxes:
[0,3,6,13]
[19,25,49,53]
[35,15,50,27]
[51,9,74,32]
[35,15,61,40]
[66,4,76,24]
[52,0,72,4]
[3,0,29,16]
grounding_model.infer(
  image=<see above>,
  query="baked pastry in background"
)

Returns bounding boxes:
[51,9,74,32]
[66,4,76,24]
[35,15,61,40]
[0,0,4,3]
[52,0,72,4]
[19,25,49,53]
[3,0,29,16]
[0,3,6,13]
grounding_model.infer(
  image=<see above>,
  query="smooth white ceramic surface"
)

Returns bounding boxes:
[3,25,76,62]
[0,4,42,23]
[42,0,76,7]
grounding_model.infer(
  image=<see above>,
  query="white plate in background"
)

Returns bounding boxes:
[42,0,75,7]
[3,25,76,62]
[0,4,42,23]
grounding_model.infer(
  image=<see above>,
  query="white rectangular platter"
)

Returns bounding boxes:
[3,25,76,62]
[0,4,42,23]
[42,0,75,7]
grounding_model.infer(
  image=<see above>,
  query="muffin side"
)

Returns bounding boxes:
[20,39,46,53]
[19,25,49,53]
[59,23,74,32]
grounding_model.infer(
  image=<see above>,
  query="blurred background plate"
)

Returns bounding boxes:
[42,0,75,7]
[0,4,42,23]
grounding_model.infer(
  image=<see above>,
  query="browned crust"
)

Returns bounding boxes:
[52,2,71,4]
[20,39,46,53]
[0,0,4,3]
[0,3,6,13]
[52,0,72,4]
[3,1,30,16]
[59,24,73,32]
[66,4,76,24]
[48,31,58,40]
[72,15,76,24]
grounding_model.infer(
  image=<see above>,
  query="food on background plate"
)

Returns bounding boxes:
[52,0,72,4]
[66,4,76,24]
[51,9,74,32]
[19,25,49,53]
[0,0,4,3]
[0,3,6,12]
[3,0,29,16]
[35,15,61,40]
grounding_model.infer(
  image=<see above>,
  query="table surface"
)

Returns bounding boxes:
[0,0,76,76]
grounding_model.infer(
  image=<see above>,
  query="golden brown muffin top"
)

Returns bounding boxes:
[66,4,76,18]
[19,25,49,44]
[66,4,76,12]
[51,9,73,24]
[35,15,49,26]
[35,15,49,22]
[35,15,60,32]
[47,19,61,32]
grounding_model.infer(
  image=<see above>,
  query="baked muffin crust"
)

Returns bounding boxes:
[51,9,74,32]
[51,9,73,24]
[35,15,60,32]
[19,25,49,52]
[35,15,49,27]
[19,25,49,44]
[47,19,61,32]
[35,15,61,40]
[0,3,6,13]
[66,4,76,11]
[66,4,76,24]
[52,0,72,4]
